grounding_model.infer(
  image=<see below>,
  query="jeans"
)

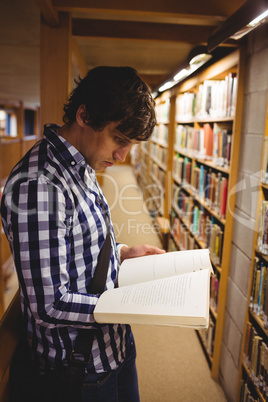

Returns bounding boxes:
[10,332,139,402]
[82,332,140,402]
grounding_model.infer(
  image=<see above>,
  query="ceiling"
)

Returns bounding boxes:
[0,0,248,107]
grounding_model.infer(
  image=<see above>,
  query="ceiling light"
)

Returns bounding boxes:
[249,9,268,25]
[208,0,268,51]
[157,46,212,94]
[230,8,268,40]
[173,69,188,82]
[158,81,176,92]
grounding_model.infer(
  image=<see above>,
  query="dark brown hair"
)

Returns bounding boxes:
[63,66,156,141]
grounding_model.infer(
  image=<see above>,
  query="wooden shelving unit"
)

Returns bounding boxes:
[134,48,245,379]
[238,93,268,401]
[0,100,40,320]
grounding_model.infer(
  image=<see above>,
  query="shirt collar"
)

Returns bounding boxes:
[43,123,95,174]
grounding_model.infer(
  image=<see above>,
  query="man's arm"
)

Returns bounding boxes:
[5,177,102,329]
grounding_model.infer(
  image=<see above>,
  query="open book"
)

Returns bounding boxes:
[94,248,214,329]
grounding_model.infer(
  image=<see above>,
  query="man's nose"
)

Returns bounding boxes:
[113,144,132,162]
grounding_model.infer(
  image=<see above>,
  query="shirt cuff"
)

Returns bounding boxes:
[116,244,128,264]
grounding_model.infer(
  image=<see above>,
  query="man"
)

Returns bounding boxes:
[1,66,164,402]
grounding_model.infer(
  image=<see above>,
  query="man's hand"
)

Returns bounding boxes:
[120,244,165,263]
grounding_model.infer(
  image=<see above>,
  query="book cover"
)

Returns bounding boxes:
[203,123,213,160]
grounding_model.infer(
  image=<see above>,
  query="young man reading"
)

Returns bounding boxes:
[1,66,164,402]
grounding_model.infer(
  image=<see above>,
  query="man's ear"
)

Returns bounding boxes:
[76,105,88,127]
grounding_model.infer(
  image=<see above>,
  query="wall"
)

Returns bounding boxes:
[219,23,268,401]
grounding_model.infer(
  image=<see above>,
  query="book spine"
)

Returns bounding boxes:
[226,134,232,167]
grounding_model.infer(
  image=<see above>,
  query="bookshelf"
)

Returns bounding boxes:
[146,94,171,218]
[133,91,175,249]
[238,94,268,402]
[0,100,40,320]
[134,48,245,378]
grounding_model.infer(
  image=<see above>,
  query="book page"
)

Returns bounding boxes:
[118,248,212,288]
[94,268,210,328]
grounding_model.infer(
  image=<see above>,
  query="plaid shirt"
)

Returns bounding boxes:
[1,124,130,373]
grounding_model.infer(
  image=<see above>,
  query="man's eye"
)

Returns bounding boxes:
[115,137,126,145]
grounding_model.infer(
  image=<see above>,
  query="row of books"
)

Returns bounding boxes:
[150,161,165,190]
[141,141,149,154]
[130,144,140,170]
[170,211,197,251]
[175,123,232,167]
[210,275,219,313]
[140,155,148,173]
[239,380,264,402]
[139,152,148,176]
[249,257,268,327]
[173,155,192,188]
[150,142,168,168]
[152,123,169,146]
[199,320,215,358]
[155,99,170,123]
[257,201,268,256]
[205,217,224,266]
[171,194,224,265]
[192,167,228,220]
[175,73,237,120]
[243,321,268,400]
[146,177,164,215]
[261,137,268,185]
[173,155,228,220]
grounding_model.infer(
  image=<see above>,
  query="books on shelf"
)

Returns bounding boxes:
[199,319,215,358]
[213,123,232,167]
[192,167,228,219]
[130,144,140,172]
[150,142,168,168]
[170,210,196,251]
[175,73,237,120]
[150,161,166,190]
[249,257,268,327]
[210,275,219,313]
[204,217,224,266]
[156,99,170,123]
[175,123,232,168]
[173,154,192,188]
[147,176,164,216]
[242,321,268,400]
[175,92,196,121]
[257,201,268,255]
[171,193,223,266]
[261,137,268,185]
[173,158,228,221]
[152,124,169,146]
[94,249,214,329]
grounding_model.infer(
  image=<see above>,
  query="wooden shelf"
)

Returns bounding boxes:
[0,100,40,319]
[238,92,268,400]
[176,116,235,125]
[133,48,245,380]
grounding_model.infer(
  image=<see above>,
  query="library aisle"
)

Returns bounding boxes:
[101,164,227,402]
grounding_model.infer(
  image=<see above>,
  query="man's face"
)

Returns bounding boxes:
[80,121,139,171]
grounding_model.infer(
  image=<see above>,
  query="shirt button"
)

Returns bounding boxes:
[71,161,76,166]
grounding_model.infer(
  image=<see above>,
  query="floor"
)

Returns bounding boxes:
[101,164,227,402]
